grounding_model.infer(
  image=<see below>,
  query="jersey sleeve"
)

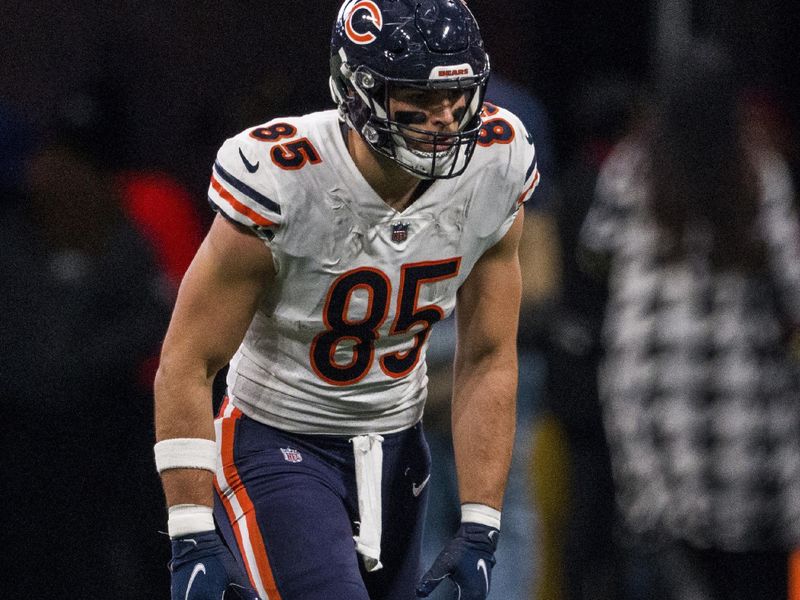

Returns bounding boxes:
[515,122,541,208]
[480,107,541,247]
[207,134,283,241]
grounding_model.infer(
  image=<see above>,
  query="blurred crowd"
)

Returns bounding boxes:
[3,15,800,600]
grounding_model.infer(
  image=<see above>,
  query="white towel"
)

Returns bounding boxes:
[350,433,384,572]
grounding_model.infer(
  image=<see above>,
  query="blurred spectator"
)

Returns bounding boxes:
[740,88,798,182]
[0,102,36,203]
[0,94,173,598]
[580,40,800,600]
[529,75,641,600]
[50,78,205,296]
[117,171,204,296]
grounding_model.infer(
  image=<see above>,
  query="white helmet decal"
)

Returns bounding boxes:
[429,63,474,80]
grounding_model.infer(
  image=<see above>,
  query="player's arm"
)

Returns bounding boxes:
[417,209,524,599]
[154,213,275,509]
[154,214,272,600]
[452,208,523,510]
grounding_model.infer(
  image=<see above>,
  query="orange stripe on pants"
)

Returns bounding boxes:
[215,402,282,600]
[789,549,800,600]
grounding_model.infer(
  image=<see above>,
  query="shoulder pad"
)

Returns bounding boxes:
[207,127,285,239]
[477,102,540,208]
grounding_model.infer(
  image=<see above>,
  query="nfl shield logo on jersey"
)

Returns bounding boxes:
[391,222,409,243]
[280,447,303,463]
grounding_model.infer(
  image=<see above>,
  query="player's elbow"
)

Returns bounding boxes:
[153,350,180,403]
[154,344,215,398]
[455,337,517,374]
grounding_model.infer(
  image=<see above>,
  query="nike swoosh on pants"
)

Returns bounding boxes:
[412,473,431,497]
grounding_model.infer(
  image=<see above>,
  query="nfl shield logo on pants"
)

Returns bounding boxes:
[280,447,303,463]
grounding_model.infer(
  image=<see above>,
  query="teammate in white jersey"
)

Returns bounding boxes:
[153,1,539,599]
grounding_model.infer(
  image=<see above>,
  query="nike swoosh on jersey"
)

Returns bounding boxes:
[239,147,260,173]
[477,558,489,594]
[185,562,206,600]
[412,473,431,497]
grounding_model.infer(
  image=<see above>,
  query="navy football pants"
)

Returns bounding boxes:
[213,398,431,600]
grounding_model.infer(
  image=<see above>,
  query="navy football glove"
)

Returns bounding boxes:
[170,530,261,600]
[416,522,499,600]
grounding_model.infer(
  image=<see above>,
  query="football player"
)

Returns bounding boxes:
[153,1,540,598]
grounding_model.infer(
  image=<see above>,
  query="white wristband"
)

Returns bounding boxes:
[167,504,215,538]
[461,503,501,530]
[154,437,217,473]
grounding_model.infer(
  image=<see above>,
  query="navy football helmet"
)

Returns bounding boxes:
[330,0,490,179]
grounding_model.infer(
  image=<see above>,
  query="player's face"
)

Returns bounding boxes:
[388,87,468,152]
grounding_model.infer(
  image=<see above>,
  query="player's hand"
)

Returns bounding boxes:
[170,530,261,600]
[416,522,499,600]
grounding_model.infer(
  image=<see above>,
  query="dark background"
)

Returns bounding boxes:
[3,0,798,200]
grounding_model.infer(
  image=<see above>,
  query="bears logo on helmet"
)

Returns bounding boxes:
[342,0,383,45]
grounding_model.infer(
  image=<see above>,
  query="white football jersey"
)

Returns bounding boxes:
[208,104,539,434]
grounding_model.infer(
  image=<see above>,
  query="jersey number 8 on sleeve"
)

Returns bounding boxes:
[310,257,461,385]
